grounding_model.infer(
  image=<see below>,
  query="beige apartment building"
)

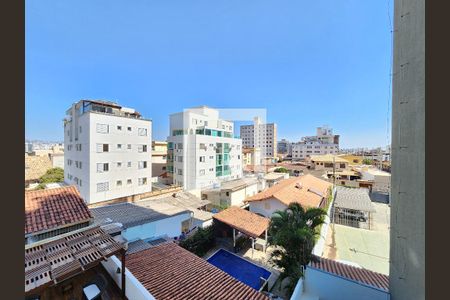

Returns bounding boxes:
[152,140,168,177]
[240,117,277,159]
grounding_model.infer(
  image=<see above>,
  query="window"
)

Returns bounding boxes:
[96,123,109,134]
[79,180,82,187]
[209,156,214,159]
[76,144,82,151]
[226,192,230,197]
[117,162,122,168]
[117,144,122,150]
[177,143,183,149]
[138,128,147,136]
[199,156,205,162]
[177,156,183,162]
[127,179,132,185]
[117,125,122,131]
[127,126,132,132]
[138,145,148,152]
[340,163,346,168]
[199,169,205,175]
[96,144,109,153]
[127,161,132,167]
[178,169,183,175]
[96,182,109,192]
[138,161,148,169]
[127,144,132,150]
[97,163,109,173]
[67,159,72,166]
[138,177,148,186]
[79,126,82,133]
[116,180,122,187]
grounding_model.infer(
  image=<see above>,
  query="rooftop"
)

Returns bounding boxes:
[127,242,268,299]
[204,177,259,192]
[263,172,287,181]
[309,256,389,291]
[25,186,93,236]
[310,154,349,163]
[25,226,124,295]
[246,174,332,208]
[212,206,270,238]
[91,202,190,229]
[334,186,375,212]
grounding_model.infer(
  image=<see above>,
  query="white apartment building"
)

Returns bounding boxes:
[292,126,340,160]
[240,117,277,159]
[64,100,152,205]
[167,106,243,191]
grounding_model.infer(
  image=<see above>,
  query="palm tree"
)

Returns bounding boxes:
[268,202,327,296]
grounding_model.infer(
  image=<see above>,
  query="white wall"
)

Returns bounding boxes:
[123,212,191,242]
[102,255,155,300]
[312,187,335,256]
[295,267,390,300]
[249,198,287,218]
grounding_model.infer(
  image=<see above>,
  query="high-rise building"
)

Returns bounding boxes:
[292,126,339,160]
[240,117,277,158]
[277,139,292,156]
[64,100,152,205]
[167,106,243,190]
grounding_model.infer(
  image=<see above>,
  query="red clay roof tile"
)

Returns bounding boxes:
[25,186,92,235]
[127,242,268,299]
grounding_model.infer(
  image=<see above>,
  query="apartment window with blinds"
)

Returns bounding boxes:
[117,162,122,168]
[199,156,205,162]
[96,123,109,134]
[117,144,122,150]
[76,144,82,151]
[138,177,147,186]
[127,179,132,185]
[138,161,147,169]
[96,163,109,173]
[138,145,148,152]
[116,180,122,187]
[127,144,132,150]
[138,128,147,136]
[127,161,132,167]
[96,144,109,153]
[97,182,109,192]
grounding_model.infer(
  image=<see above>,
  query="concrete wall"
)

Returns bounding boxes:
[122,212,191,242]
[249,198,287,218]
[294,267,390,300]
[102,255,155,300]
[390,0,425,299]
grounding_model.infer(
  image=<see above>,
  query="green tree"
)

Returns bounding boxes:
[362,158,373,165]
[38,167,64,185]
[179,225,216,257]
[274,167,289,173]
[268,203,327,296]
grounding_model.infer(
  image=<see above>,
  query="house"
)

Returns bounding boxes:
[91,202,192,243]
[167,106,243,190]
[291,256,390,300]
[125,242,268,299]
[264,172,289,188]
[201,177,259,208]
[242,147,262,168]
[357,167,391,194]
[64,99,152,205]
[308,154,349,171]
[245,174,332,218]
[25,186,93,244]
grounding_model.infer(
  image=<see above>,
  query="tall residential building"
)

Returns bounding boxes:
[240,117,277,158]
[277,139,292,156]
[292,126,340,160]
[64,100,152,205]
[390,0,424,298]
[151,140,168,177]
[167,106,243,190]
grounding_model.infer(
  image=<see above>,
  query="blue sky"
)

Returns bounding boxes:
[26,0,393,148]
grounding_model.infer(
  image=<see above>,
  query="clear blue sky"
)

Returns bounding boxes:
[26,0,393,148]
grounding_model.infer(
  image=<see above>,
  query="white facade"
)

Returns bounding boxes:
[240,117,277,158]
[292,126,340,160]
[167,106,243,191]
[64,100,152,205]
[249,198,288,218]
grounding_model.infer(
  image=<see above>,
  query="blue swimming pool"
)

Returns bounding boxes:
[207,249,271,290]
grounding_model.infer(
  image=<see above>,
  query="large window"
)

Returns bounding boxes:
[138,177,148,186]
[96,163,109,173]
[138,128,147,136]
[138,161,148,169]
[138,145,148,152]
[96,144,109,153]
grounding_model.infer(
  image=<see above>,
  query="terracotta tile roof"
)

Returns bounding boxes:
[212,206,270,238]
[245,174,332,208]
[25,186,93,235]
[25,155,52,181]
[310,256,389,291]
[127,242,268,299]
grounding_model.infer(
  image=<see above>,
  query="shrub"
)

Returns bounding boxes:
[274,167,289,173]
[39,167,64,184]
[179,225,216,257]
